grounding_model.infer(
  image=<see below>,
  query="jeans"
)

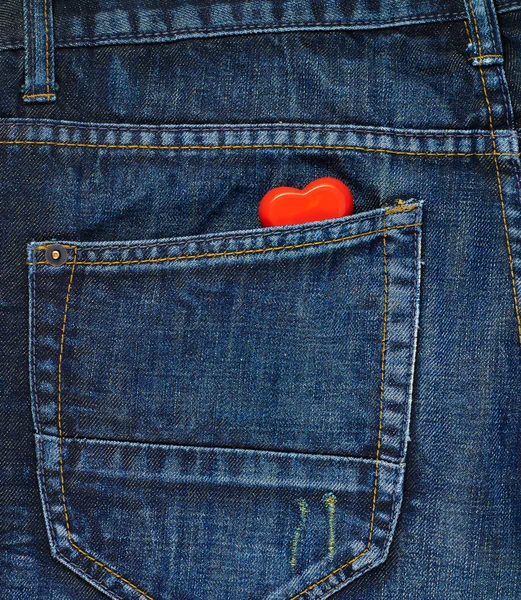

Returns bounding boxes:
[2,0,521,598]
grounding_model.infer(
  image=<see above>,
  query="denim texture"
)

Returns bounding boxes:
[2,0,521,599]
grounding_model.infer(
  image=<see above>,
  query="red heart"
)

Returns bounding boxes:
[258,177,354,227]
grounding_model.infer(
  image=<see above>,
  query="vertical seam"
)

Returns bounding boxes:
[43,0,50,95]
[468,0,484,56]
[465,5,521,349]
[29,0,35,95]
[289,221,389,600]
[56,248,156,600]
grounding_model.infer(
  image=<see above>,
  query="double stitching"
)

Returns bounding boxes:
[0,138,515,157]
[35,222,420,266]
[32,207,412,255]
[465,2,521,349]
[289,214,392,600]
[56,248,155,600]
[21,0,55,101]
[1,120,504,137]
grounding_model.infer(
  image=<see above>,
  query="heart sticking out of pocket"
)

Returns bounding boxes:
[258,177,354,227]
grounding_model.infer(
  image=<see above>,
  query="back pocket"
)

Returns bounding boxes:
[29,200,422,600]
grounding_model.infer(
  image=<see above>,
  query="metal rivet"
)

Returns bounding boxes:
[45,244,67,266]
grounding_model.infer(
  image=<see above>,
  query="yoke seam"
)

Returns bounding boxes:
[1,120,507,137]
[0,138,515,157]
[21,10,467,49]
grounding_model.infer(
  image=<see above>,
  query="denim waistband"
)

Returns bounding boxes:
[1,0,520,54]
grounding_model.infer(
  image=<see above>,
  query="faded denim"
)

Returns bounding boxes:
[2,0,521,599]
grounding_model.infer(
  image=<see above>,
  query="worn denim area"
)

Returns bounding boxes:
[2,0,521,599]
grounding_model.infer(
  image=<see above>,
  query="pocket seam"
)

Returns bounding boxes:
[44,208,421,600]
[33,204,408,254]
[288,213,391,600]
[55,246,156,599]
[34,221,420,267]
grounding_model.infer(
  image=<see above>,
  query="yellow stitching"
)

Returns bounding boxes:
[22,93,56,99]
[50,216,408,600]
[43,0,50,95]
[463,17,471,44]
[32,207,415,255]
[57,248,156,600]
[465,14,521,354]
[33,223,421,266]
[468,0,484,57]
[468,54,503,61]
[289,216,390,600]
[0,138,513,156]
[36,243,76,251]
[385,202,417,215]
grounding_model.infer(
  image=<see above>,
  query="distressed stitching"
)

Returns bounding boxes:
[398,221,421,460]
[36,222,420,266]
[289,214,391,600]
[0,138,514,157]
[56,248,155,600]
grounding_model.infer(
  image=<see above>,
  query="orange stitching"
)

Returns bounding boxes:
[0,138,513,157]
[57,248,155,600]
[34,222,421,266]
[464,12,521,351]
[289,215,391,600]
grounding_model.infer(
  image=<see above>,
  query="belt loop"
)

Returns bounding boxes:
[22,0,57,103]
[463,0,504,67]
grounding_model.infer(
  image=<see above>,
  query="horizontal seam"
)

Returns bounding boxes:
[22,92,56,98]
[0,9,467,52]
[53,10,465,44]
[468,53,503,61]
[33,222,421,266]
[40,434,405,467]
[0,119,503,138]
[31,205,417,254]
[0,139,513,156]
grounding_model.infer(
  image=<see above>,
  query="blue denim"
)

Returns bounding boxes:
[2,1,521,599]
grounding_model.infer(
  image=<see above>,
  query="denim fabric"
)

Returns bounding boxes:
[2,0,521,599]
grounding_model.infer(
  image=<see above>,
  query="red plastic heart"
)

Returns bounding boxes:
[258,177,354,227]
